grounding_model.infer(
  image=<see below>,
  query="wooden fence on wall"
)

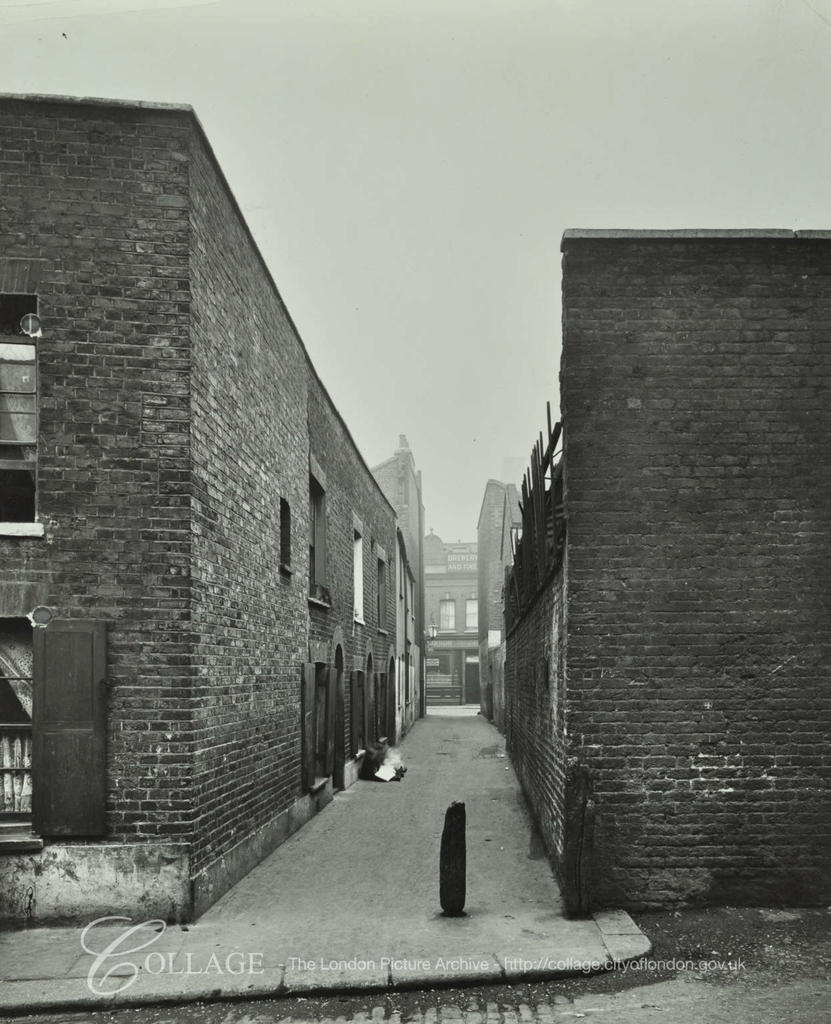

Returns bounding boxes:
[505,403,565,632]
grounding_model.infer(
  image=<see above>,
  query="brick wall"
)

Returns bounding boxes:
[486,641,506,734]
[0,96,400,920]
[0,98,195,854]
[187,124,311,883]
[561,231,831,908]
[505,568,567,881]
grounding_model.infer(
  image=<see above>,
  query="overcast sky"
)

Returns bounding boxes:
[1,0,829,540]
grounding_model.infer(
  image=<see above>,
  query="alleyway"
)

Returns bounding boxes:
[0,712,650,1015]
[200,709,587,978]
[0,712,648,1014]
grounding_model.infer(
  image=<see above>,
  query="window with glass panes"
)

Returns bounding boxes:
[0,295,38,523]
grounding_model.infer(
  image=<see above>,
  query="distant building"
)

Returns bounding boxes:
[372,435,426,737]
[476,480,521,730]
[423,533,479,706]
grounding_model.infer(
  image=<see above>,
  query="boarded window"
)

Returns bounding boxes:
[32,620,107,837]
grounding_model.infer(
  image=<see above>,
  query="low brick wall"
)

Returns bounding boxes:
[505,569,570,900]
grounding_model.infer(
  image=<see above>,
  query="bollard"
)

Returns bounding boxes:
[439,800,466,916]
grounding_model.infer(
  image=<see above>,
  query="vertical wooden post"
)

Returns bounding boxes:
[440,800,466,915]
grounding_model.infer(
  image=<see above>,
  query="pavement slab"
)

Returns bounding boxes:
[0,710,649,1014]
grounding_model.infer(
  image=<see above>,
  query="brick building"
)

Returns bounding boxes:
[0,94,396,921]
[306,376,397,794]
[505,230,831,913]
[423,533,479,706]
[372,435,426,737]
[476,479,520,731]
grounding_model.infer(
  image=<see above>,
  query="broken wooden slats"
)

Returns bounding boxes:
[546,401,553,459]
[510,410,565,613]
[533,435,546,575]
[522,468,535,602]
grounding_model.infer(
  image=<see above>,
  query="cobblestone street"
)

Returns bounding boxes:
[9,906,829,1024]
[9,974,831,1024]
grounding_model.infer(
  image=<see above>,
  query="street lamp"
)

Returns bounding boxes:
[428,622,438,640]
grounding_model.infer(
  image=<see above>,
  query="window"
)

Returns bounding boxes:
[353,528,364,622]
[279,497,291,570]
[466,598,478,631]
[439,598,455,631]
[0,619,32,820]
[377,557,386,630]
[0,294,38,524]
[308,473,327,600]
[2,618,107,839]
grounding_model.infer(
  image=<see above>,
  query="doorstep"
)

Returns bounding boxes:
[0,820,42,853]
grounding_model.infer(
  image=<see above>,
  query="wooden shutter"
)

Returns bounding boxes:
[378,672,388,740]
[387,667,396,743]
[350,671,360,756]
[301,662,315,790]
[366,672,375,745]
[33,619,107,837]
[325,666,336,776]
[334,667,345,771]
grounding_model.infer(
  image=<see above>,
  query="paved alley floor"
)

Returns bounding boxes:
[0,712,649,1014]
